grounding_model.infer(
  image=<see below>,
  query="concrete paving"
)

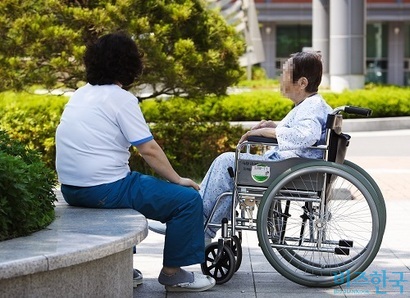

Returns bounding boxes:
[133,125,410,297]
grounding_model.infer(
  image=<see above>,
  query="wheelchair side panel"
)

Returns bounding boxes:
[236,157,324,191]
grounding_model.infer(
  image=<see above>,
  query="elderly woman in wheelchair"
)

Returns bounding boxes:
[199,51,386,287]
[201,51,332,242]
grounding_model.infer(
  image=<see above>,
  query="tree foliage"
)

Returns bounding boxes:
[0,0,245,99]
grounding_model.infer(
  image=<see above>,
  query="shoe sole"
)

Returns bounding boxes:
[165,282,214,292]
[133,279,143,287]
[165,276,215,292]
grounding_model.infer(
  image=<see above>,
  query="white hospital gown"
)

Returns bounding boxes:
[200,94,333,238]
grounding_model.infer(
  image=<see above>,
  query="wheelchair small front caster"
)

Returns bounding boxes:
[201,241,235,284]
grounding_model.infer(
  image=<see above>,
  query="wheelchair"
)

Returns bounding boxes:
[200,106,386,288]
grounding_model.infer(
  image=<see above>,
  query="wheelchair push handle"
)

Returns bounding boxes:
[333,105,372,117]
[344,106,372,116]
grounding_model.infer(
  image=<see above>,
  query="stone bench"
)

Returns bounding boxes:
[0,191,148,298]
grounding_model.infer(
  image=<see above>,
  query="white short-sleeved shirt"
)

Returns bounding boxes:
[56,84,153,186]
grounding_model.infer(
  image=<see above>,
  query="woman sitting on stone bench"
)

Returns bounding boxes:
[55,32,215,293]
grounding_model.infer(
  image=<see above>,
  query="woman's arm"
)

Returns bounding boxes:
[135,139,200,190]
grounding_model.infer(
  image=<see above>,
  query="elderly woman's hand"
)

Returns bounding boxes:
[238,130,251,144]
[251,120,277,130]
[238,127,277,144]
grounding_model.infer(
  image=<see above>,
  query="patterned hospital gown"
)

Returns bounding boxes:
[200,94,333,238]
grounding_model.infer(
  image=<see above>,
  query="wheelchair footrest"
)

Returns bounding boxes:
[334,247,350,255]
[339,239,354,247]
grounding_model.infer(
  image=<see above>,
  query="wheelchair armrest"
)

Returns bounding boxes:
[247,136,278,144]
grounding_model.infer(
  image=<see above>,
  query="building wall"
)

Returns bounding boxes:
[254,0,410,86]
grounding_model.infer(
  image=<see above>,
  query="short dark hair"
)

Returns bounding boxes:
[84,32,144,87]
[291,51,322,92]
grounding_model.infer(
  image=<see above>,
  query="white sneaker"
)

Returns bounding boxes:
[133,269,143,287]
[165,273,216,292]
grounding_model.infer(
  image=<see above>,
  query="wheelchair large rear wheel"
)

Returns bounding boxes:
[267,162,386,275]
[257,161,386,287]
[343,159,386,219]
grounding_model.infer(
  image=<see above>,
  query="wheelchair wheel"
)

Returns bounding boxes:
[257,160,386,287]
[201,243,235,284]
[343,159,386,218]
[268,161,387,275]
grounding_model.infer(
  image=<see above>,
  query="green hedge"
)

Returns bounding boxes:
[0,130,57,241]
[1,85,409,179]
[140,91,293,122]
[141,85,410,122]
[321,85,410,118]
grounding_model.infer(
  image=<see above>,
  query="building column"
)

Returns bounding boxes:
[312,0,330,88]
[329,0,366,92]
[262,24,276,78]
[387,23,404,85]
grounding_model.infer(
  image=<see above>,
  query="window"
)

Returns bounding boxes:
[276,25,312,75]
[404,23,410,86]
[366,23,388,84]
[276,25,312,57]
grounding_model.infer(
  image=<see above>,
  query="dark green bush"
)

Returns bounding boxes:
[0,130,57,241]
[130,119,245,180]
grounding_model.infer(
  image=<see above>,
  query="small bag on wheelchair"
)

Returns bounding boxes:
[327,132,350,164]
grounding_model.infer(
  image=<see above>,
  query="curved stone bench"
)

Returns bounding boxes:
[0,193,148,298]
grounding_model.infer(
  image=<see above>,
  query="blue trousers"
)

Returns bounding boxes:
[61,171,205,267]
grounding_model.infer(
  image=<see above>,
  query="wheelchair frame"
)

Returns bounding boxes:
[201,106,386,287]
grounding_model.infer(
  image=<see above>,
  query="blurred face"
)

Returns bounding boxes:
[280,58,298,101]
[280,58,307,104]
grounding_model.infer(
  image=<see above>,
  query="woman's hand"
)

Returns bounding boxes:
[137,140,199,190]
[177,177,200,190]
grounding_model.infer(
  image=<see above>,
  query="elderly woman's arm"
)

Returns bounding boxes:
[238,127,277,144]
